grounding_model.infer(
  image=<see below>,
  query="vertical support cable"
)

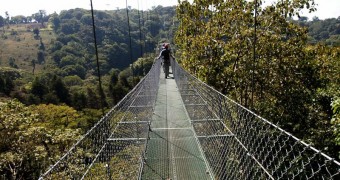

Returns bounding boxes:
[146,10,149,52]
[126,0,134,75]
[251,0,257,109]
[138,0,143,57]
[90,0,105,116]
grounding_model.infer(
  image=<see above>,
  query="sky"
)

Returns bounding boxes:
[0,0,339,20]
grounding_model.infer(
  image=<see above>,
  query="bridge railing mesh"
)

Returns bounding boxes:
[39,60,161,180]
[171,59,340,179]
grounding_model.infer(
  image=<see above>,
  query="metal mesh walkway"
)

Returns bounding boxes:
[39,58,340,179]
[142,68,212,179]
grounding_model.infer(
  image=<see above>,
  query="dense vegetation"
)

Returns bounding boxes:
[0,6,176,179]
[175,0,339,161]
[300,16,340,46]
[1,0,340,178]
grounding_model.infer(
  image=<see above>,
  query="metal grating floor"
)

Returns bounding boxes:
[141,68,212,180]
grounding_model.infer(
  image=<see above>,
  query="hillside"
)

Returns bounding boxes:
[0,6,177,179]
[0,6,177,107]
[0,24,54,73]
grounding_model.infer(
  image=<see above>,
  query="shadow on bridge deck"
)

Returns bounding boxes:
[142,68,213,180]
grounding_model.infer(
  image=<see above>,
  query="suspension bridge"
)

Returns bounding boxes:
[38,58,340,179]
[37,1,340,178]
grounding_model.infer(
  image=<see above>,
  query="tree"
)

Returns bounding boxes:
[331,98,340,152]
[62,64,86,79]
[5,11,9,28]
[11,15,26,24]
[31,77,47,100]
[0,73,14,96]
[109,83,128,104]
[86,87,100,109]
[8,57,18,68]
[37,50,45,64]
[51,76,70,105]
[60,19,80,35]
[33,27,40,37]
[64,75,83,86]
[3,76,14,95]
[80,14,92,26]
[39,39,45,51]
[72,92,88,110]
[0,100,82,179]
[50,12,61,32]
[175,0,340,159]
[0,76,4,93]
[0,16,4,27]
[34,103,80,129]
[26,16,32,23]
[32,10,47,27]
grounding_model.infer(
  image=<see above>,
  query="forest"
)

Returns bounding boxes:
[175,0,339,166]
[0,6,177,179]
[0,0,340,179]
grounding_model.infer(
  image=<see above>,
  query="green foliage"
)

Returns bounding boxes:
[133,56,154,76]
[0,99,41,179]
[1,6,177,110]
[300,17,340,46]
[37,50,45,64]
[78,108,103,131]
[64,75,83,86]
[72,91,88,111]
[176,0,339,159]
[34,103,80,129]
[32,10,48,26]
[0,16,4,27]
[8,57,18,69]
[332,98,340,148]
[0,100,82,179]
[50,7,176,71]
[31,77,48,100]
[33,27,40,36]
[49,13,61,32]
[29,74,71,105]
[0,67,21,95]
[51,75,71,104]
[85,145,143,179]
[0,6,178,177]
[39,39,45,51]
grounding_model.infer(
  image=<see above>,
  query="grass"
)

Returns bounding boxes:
[0,23,56,74]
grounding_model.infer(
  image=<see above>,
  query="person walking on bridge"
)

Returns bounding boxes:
[156,43,175,78]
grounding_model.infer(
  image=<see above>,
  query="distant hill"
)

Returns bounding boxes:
[0,23,54,73]
[296,16,340,46]
[0,6,177,109]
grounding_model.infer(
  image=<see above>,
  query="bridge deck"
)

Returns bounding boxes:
[142,68,212,180]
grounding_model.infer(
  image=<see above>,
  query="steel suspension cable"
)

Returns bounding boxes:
[251,0,257,109]
[126,0,134,78]
[90,0,105,116]
[141,1,145,50]
[138,0,143,57]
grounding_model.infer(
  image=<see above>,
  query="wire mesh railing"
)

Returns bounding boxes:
[39,59,161,179]
[171,59,340,179]
[40,57,340,179]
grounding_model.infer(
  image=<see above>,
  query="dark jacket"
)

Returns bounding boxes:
[160,49,170,63]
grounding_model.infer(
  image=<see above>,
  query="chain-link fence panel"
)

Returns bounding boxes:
[172,59,340,180]
[39,60,161,180]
